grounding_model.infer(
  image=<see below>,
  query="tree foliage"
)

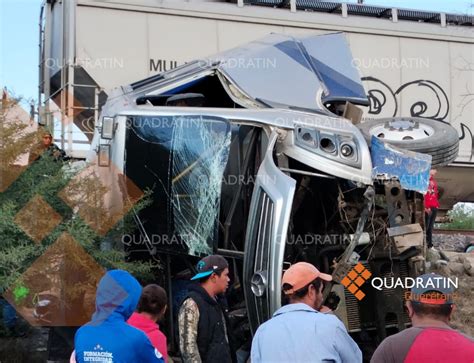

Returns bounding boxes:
[0,96,158,326]
[440,203,474,230]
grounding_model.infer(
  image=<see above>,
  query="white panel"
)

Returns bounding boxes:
[147,14,219,75]
[76,7,149,91]
[72,4,473,163]
[346,33,402,119]
[399,38,450,122]
[49,2,64,75]
[449,42,474,162]
[282,27,328,36]
[216,21,283,51]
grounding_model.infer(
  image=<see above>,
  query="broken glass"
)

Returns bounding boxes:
[170,116,231,255]
[125,115,231,256]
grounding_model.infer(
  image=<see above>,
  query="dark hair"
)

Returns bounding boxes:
[411,300,453,319]
[283,278,323,300]
[137,284,167,315]
[199,268,226,284]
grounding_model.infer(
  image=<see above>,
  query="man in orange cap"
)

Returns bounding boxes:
[250,262,362,363]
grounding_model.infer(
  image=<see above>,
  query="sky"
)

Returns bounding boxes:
[0,0,473,103]
[1,0,43,104]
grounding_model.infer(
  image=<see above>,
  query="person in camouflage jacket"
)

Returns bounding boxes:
[178,255,233,363]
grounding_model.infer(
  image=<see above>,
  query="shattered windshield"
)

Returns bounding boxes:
[125,115,231,256]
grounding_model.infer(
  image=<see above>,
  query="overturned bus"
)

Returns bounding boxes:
[88,33,459,356]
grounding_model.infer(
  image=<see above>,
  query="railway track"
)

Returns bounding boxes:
[434,228,474,236]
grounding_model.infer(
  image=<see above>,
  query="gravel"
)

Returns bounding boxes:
[432,232,473,252]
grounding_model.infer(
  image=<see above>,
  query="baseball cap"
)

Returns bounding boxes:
[191,255,229,281]
[409,273,455,305]
[282,262,332,295]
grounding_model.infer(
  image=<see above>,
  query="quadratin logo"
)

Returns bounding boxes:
[341,263,372,300]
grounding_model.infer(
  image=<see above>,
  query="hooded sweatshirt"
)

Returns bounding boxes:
[74,270,164,363]
[424,175,440,209]
[128,312,168,362]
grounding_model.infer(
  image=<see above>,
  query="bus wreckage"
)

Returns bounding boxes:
[88,32,459,353]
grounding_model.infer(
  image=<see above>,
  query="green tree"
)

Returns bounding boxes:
[0,95,158,327]
[440,203,474,230]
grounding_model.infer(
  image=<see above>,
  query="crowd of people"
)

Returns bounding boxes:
[69,254,473,363]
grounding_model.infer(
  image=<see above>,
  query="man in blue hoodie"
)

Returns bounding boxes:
[74,270,164,363]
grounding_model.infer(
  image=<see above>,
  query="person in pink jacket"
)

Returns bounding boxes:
[128,284,169,362]
[424,169,440,249]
